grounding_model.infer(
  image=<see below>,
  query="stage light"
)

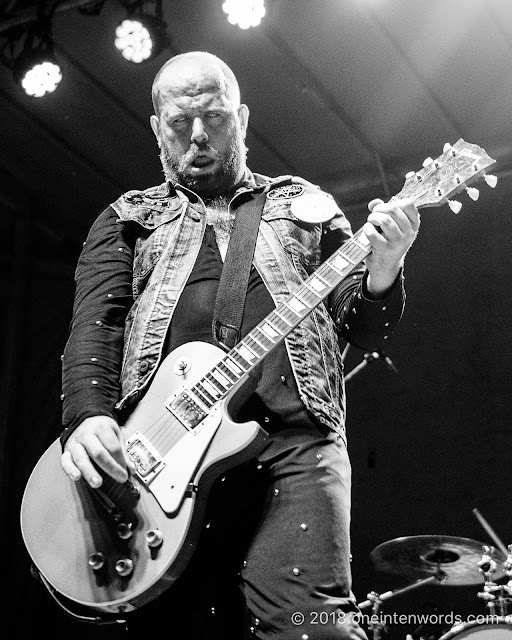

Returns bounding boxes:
[115,18,153,62]
[222,0,266,30]
[13,38,62,97]
[115,1,168,63]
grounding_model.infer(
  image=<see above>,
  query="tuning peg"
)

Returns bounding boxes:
[448,199,463,214]
[443,143,452,152]
[422,157,434,167]
[484,174,498,188]
[466,187,480,201]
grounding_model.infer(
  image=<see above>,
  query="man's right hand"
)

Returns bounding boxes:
[61,416,133,488]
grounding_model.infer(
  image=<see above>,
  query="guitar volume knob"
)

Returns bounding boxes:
[146,529,164,548]
[88,552,105,571]
[115,558,134,577]
[117,522,133,540]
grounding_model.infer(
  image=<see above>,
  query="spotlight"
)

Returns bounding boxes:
[13,37,62,97]
[222,0,266,29]
[115,1,168,63]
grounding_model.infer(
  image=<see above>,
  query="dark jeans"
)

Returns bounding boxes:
[124,425,367,640]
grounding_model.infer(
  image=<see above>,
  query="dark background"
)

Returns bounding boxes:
[1,1,511,637]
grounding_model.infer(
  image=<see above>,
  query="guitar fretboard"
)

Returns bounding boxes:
[190,227,372,408]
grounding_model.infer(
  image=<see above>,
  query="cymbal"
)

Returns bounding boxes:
[371,535,505,586]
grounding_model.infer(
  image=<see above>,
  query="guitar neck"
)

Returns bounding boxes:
[185,138,497,410]
[190,227,372,409]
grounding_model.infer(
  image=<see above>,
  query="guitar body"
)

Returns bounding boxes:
[20,342,267,615]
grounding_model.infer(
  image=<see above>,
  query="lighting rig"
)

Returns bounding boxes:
[0,0,268,97]
[1,1,62,97]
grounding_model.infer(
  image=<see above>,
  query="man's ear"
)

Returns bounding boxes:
[150,114,161,147]
[238,104,249,138]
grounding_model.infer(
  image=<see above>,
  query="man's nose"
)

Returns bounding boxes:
[191,117,208,145]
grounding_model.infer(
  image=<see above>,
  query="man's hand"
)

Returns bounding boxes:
[363,197,420,297]
[61,416,133,488]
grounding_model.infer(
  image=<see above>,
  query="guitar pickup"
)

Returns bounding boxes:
[126,433,165,484]
[165,388,208,430]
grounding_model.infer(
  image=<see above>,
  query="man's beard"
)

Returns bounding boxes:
[159,131,247,198]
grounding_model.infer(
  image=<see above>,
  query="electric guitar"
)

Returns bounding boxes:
[20,140,497,618]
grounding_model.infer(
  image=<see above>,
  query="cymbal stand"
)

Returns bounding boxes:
[477,544,512,616]
[342,344,399,382]
[473,508,512,616]
[358,575,441,640]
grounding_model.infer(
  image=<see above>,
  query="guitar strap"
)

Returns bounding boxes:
[212,187,269,351]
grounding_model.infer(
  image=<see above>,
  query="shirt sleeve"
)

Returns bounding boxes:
[60,205,135,445]
[321,213,406,351]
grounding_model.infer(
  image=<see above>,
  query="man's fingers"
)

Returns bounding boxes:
[61,442,104,487]
[366,211,402,237]
[366,197,419,237]
[60,449,81,481]
[85,435,129,484]
[368,198,384,212]
[96,424,132,476]
[61,417,130,486]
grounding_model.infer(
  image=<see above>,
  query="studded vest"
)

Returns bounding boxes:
[111,172,359,441]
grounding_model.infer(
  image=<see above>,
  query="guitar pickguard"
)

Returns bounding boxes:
[136,406,223,515]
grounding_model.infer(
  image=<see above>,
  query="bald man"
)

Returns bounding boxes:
[60,51,419,639]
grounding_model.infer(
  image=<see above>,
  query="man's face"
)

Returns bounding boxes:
[151,69,248,198]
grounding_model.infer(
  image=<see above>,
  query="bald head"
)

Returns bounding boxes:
[151,51,241,117]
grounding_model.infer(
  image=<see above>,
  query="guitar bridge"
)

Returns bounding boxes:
[126,433,165,484]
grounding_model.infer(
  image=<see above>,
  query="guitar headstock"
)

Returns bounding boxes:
[395,139,497,213]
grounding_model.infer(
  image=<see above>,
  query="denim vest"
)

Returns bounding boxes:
[111,172,354,440]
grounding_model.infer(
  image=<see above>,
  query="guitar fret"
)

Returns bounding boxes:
[308,275,328,294]
[245,336,265,357]
[202,378,222,399]
[288,295,308,314]
[353,231,371,251]
[224,356,245,376]
[280,305,301,325]
[296,282,323,309]
[273,309,293,327]
[312,272,330,287]
[346,246,367,262]
[208,370,230,391]
[261,320,282,340]
[205,373,225,394]
[204,372,223,389]
[330,253,352,273]
[217,361,238,383]
[253,326,275,348]
[249,333,269,352]
[194,383,215,407]
[230,351,251,371]
[231,348,253,369]
[317,264,339,286]
[237,343,258,363]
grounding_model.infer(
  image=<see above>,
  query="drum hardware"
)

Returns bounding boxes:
[476,544,512,617]
[364,534,509,640]
[341,343,398,382]
[436,540,512,638]
[358,575,444,640]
